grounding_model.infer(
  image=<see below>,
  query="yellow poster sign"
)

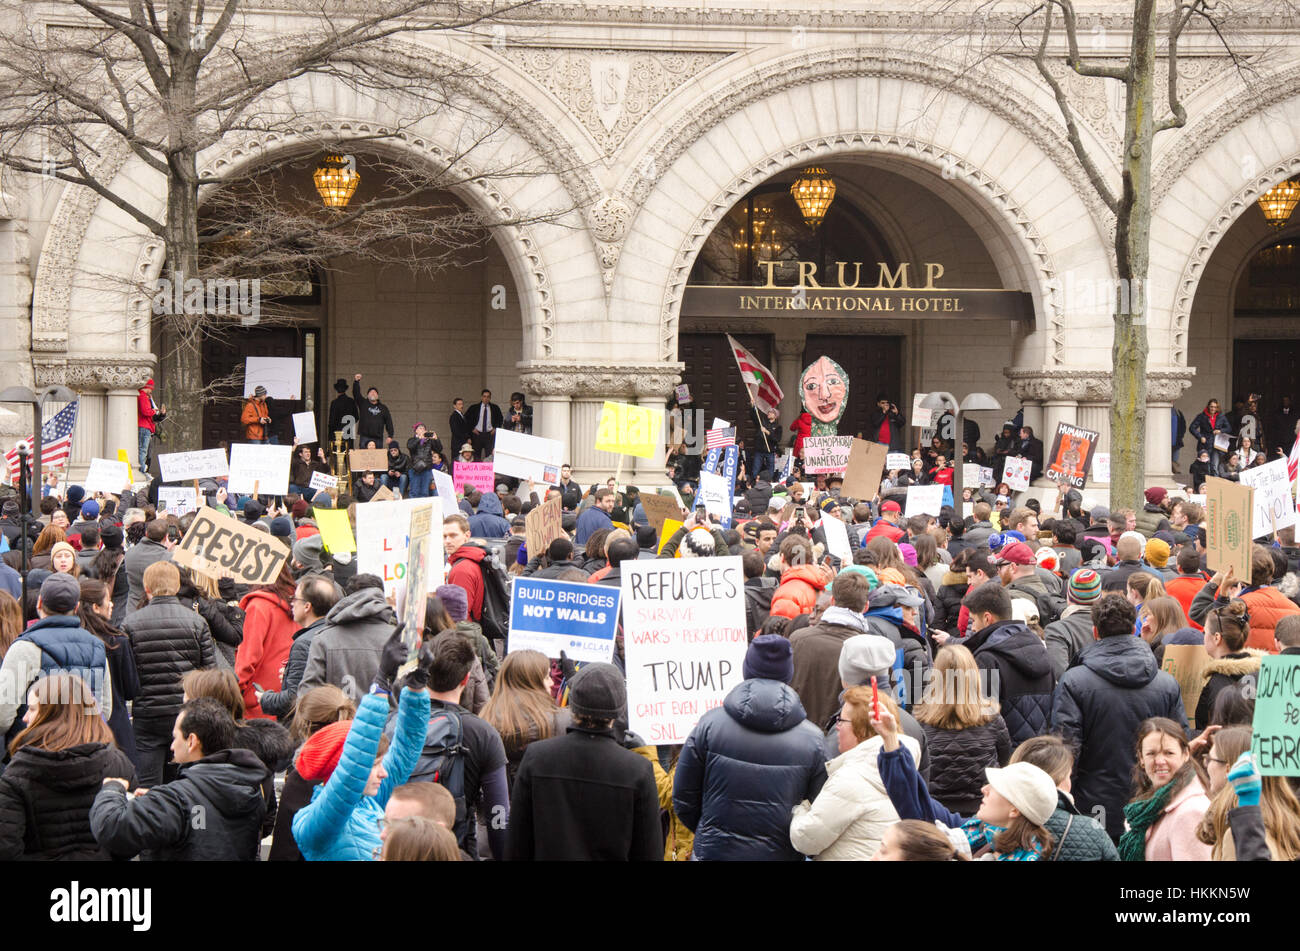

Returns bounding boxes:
[314,508,356,554]
[594,401,662,459]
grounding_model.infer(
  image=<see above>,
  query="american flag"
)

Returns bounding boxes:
[4,401,78,484]
[705,426,736,450]
[727,334,783,415]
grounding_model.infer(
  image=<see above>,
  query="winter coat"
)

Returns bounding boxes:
[1044,605,1095,680]
[1194,650,1265,729]
[447,545,486,621]
[789,607,874,728]
[235,589,297,720]
[506,725,662,861]
[290,454,330,489]
[524,557,587,579]
[962,619,1054,745]
[1051,635,1188,839]
[299,588,396,695]
[1143,776,1212,861]
[120,595,215,721]
[0,616,113,742]
[268,766,316,862]
[257,618,325,722]
[469,491,511,539]
[918,715,1011,816]
[241,397,270,441]
[90,748,269,861]
[744,576,777,638]
[1005,574,1061,625]
[1190,409,1230,453]
[864,607,931,706]
[789,412,813,458]
[328,392,358,443]
[234,718,296,839]
[1188,581,1298,652]
[123,537,172,612]
[406,435,442,473]
[1165,574,1208,631]
[789,734,919,861]
[933,571,968,634]
[673,678,828,861]
[1134,504,1170,539]
[0,743,137,860]
[1045,790,1119,861]
[1101,559,1163,594]
[573,506,613,547]
[769,564,832,620]
[189,595,243,668]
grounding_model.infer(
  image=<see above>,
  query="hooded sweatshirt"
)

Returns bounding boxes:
[962,619,1054,745]
[299,588,396,694]
[469,491,511,539]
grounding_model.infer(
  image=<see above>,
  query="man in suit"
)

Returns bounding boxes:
[471,389,503,460]
[449,397,472,455]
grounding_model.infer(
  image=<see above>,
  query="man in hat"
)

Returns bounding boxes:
[864,499,905,544]
[506,662,661,861]
[1044,567,1104,679]
[241,385,272,443]
[136,378,166,474]
[327,377,358,448]
[994,540,1062,624]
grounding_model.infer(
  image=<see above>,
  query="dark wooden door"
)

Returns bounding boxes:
[678,332,773,453]
[1233,339,1300,410]
[202,328,305,449]
[802,334,903,439]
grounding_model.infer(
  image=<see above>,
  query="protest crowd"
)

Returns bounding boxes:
[0,354,1296,866]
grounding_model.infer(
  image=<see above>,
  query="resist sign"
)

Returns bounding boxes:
[620,557,748,745]
[507,577,619,664]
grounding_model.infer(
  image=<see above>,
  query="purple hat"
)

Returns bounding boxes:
[435,584,469,623]
[898,542,918,567]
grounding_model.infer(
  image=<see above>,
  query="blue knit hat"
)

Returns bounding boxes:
[743,634,794,684]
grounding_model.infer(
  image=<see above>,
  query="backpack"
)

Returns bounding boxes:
[386,704,471,847]
[465,541,511,644]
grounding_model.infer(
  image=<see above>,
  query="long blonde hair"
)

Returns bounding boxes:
[481,650,558,751]
[914,645,999,730]
[1196,726,1300,861]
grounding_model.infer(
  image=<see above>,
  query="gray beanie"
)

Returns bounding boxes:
[293,534,325,570]
[567,663,626,722]
[838,634,898,687]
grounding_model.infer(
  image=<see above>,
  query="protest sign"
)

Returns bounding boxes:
[157,486,199,517]
[641,493,685,538]
[398,504,436,655]
[821,513,853,563]
[1161,645,1215,730]
[698,471,732,522]
[431,468,457,503]
[962,463,980,487]
[524,495,563,561]
[904,484,944,518]
[508,577,620,664]
[1187,493,1206,508]
[1251,654,1300,776]
[314,508,356,554]
[1214,432,1231,452]
[621,557,748,744]
[1238,458,1297,537]
[348,449,388,471]
[842,439,888,501]
[83,457,130,495]
[116,450,134,487]
[354,497,445,599]
[492,429,564,484]
[675,384,691,404]
[159,448,229,482]
[962,502,974,519]
[711,417,730,430]
[1092,453,1110,484]
[1002,456,1032,491]
[886,453,911,471]
[174,506,289,586]
[593,401,663,459]
[292,412,317,445]
[453,461,495,496]
[911,393,933,429]
[371,485,395,502]
[1205,477,1254,579]
[657,518,684,554]
[244,356,302,400]
[1044,422,1100,489]
[227,443,291,496]
[308,470,338,493]
[802,436,853,474]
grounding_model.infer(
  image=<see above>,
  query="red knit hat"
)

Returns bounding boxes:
[294,720,351,781]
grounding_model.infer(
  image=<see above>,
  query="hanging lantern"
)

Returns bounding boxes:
[1257,178,1300,229]
[313,154,360,209]
[790,167,835,229]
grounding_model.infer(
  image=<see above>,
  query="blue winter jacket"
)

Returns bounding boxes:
[292,686,431,861]
[573,506,613,547]
[468,491,511,539]
[672,678,827,861]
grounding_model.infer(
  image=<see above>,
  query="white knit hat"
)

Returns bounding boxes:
[680,527,716,557]
[985,763,1058,826]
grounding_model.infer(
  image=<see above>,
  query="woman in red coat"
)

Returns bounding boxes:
[236,563,299,720]
[789,411,812,461]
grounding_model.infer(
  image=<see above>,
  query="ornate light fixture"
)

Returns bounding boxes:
[313,154,360,209]
[732,204,778,257]
[1257,178,1300,229]
[790,167,835,229]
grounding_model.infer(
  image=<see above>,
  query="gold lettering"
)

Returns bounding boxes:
[760,261,782,289]
[941,298,955,312]
[900,296,915,311]
[954,298,963,312]
[809,296,826,310]
[876,263,911,289]
[884,297,894,311]
[836,261,862,288]
[914,297,930,311]
[925,262,945,289]
[797,261,822,289]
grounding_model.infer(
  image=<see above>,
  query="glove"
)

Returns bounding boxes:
[404,641,437,690]
[375,624,408,693]
[559,649,578,683]
[516,543,528,566]
[1228,752,1262,808]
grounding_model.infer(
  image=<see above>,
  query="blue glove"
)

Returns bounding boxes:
[516,542,528,566]
[1228,752,1262,808]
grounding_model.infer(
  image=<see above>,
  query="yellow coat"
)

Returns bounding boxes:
[631,746,694,861]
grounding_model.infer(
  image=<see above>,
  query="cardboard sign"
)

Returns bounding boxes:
[698,470,732,521]
[886,453,911,471]
[354,497,446,599]
[524,495,563,561]
[398,504,436,653]
[244,356,302,400]
[431,468,457,503]
[292,412,317,445]
[157,486,199,516]
[1002,456,1032,492]
[1252,654,1300,776]
[83,457,131,495]
[594,401,663,459]
[641,493,686,538]
[492,429,563,484]
[370,485,395,502]
[227,443,292,496]
[1092,452,1111,484]
[904,484,944,518]
[1206,477,1254,579]
[1044,422,1100,489]
[841,439,889,502]
[911,393,934,429]
[174,506,289,586]
[159,448,229,482]
[821,512,853,563]
[453,461,495,496]
[621,557,749,744]
[314,508,356,554]
[349,449,389,471]
[802,435,853,474]
[1238,458,1296,537]
[508,577,620,663]
[1160,645,1215,730]
[308,470,338,493]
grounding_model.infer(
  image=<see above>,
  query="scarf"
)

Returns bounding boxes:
[819,605,871,634]
[1118,771,1185,861]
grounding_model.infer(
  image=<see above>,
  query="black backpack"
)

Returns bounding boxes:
[465,541,511,644]
[386,704,471,847]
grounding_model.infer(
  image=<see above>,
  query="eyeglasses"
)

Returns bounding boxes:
[834,716,853,726]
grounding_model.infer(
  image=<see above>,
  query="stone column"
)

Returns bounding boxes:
[1145,369,1196,484]
[773,336,805,432]
[34,355,155,479]
[105,390,141,469]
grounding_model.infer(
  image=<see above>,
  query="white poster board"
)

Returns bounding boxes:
[1214,433,1231,452]
[1002,456,1032,492]
[822,512,853,563]
[308,470,338,493]
[158,448,229,482]
[243,357,302,400]
[1239,458,1297,537]
[962,463,980,487]
[83,457,131,495]
[911,393,934,429]
[621,557,749,744]
[979,466,994,487]
[158,486,200,516]
[886,453,911,471]
[292,412,318,445]
[1092,452,1111,484]
[354,497,446,599]
[227,443,292,496]
[802,436,853,474]
[431,468,457,504]
[711,417,730,430]
[491,429,564,484]
[698,470,732,520]
[904,484,945,517]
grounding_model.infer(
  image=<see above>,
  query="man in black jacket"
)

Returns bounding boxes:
[91,698,269,861]
[557,464,582,511]
[470,389,504,460]
[869,395,908,452]
[351,374,395,450]
[326,378,357,447]
[448,397,472,453]
[505,392,532,434]
[960,583,1054,747]
[1019,425,1045,482]
[1051,594,1187,840]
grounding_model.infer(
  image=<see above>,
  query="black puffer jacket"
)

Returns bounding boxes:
[919,715,1011,816]
[233,718,296,839]
[0,743,137,860]
[406,435,442,473]
[186,595,243,668]
[120,595,216,719]
[1050,635,1187,839]
[672,678,827,861]
[963,619,1055,746]
[933,570,968,634]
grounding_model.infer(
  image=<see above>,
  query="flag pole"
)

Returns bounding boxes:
[727,334,773,455]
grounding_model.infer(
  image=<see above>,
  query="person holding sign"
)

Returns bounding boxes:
[1190,398,1233,478]
[136,379,165,475]
[406,423,443,498]
[289,444,330,496]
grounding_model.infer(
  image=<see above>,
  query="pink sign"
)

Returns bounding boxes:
[454,461,495,495]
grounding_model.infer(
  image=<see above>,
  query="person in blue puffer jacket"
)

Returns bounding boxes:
[292,627,431,861]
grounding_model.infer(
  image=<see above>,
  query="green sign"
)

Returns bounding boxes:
[1251,654,1300,777]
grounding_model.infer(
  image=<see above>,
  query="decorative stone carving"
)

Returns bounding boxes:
[33,354,156,391]
[1003,366,1194,403]
[588,196,632,243]
[518,362,683,398]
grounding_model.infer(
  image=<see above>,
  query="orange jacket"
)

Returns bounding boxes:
[241,398,270,440]
[770,564,833,620]
[236,589,298,719]
[1165,575,1207,631]
[1241,585,1297,653]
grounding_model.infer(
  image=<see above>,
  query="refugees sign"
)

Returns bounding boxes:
[453,461,495,496]
[1252,654,1300,776]
[802,436,853,474]
[308,470,338,493]
[886,453,911,471]
[159,448,228,482]
[1044,422,1100,489]
[174,506,289,586]
[1238,458,1297,537]
[227,443,292,496]
[508,577,619,664]
[355,497,446,599]
[621,557,748,744]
